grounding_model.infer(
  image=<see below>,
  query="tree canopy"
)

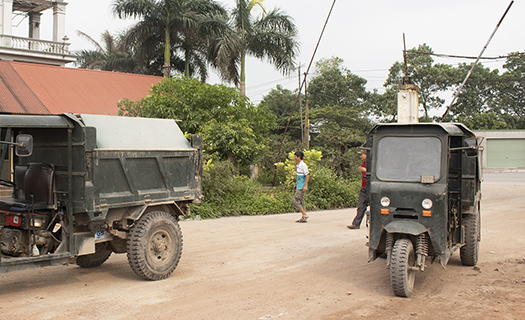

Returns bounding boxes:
[384,44,458,119]
[375,44,525,129]
[112,0,227,79]
[118,76,275,166]
[74,30,137,73]
[208,0,300,95]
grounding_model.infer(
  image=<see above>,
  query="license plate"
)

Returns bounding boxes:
[95,230,112,241]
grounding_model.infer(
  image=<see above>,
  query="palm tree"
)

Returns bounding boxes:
[209,0,299,95]
[112,0,227,79]
[75,30,137,72]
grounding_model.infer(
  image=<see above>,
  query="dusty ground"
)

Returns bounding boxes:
[0,180,524,319]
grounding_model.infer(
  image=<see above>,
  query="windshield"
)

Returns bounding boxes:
[376,136,442,182]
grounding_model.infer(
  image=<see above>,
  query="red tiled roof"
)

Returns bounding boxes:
[0,61,162,115]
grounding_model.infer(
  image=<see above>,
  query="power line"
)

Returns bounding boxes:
[273,0,337,185]
[246,74,299,90]
[441,0,514,119]
[411,51,523,60]
[352,68,389,73]
[249,79,298,96]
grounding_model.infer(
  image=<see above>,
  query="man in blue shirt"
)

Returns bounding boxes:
[293,151,310,223]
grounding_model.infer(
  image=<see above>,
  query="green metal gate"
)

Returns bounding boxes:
[486,139,525,168]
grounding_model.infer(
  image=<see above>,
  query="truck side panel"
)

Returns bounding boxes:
[86,150,198,220]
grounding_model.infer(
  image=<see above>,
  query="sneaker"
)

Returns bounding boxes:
[347,224,360,229]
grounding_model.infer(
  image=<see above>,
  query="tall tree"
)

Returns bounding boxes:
[446,62,500,121]
[451,53,525,129]
[384,44,458,118]
[496,53,525,118]
[112,0,226,79]
[209,0,299,95]
[75,30,137,72]
[258,85,303,138]
[118,76,275,167]
[307,57,373,177]
[118,76,274,134]
[308,57,369,110]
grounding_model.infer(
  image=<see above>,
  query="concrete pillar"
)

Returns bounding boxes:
[397,83,419,124]
[0,0,13,36]
[29,12,42,39]
[52,0,67,42]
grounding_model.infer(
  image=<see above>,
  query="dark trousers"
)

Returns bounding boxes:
[352,188,368,227]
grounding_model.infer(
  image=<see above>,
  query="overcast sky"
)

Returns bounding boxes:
[14,0,523,105]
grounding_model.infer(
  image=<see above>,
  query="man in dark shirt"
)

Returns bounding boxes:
[348,150,368,229]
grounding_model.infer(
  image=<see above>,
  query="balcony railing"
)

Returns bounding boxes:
[1,35,71,55]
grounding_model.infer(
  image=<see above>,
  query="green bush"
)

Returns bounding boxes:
[190,159,360,219]
[255,168,286,186]
[201,159,238,204]
[306,166,359,210]
[190,160,294,218]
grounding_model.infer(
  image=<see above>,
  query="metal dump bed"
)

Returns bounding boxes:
[0,113,202,279]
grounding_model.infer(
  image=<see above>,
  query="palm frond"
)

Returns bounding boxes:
[112,0,154,19]
[76,30,105,53]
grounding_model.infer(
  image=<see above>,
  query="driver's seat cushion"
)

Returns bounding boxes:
[0,163,54,211]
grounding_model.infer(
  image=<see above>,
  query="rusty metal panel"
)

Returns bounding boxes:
[9,61,162,115]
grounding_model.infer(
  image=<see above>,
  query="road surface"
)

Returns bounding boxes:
[0,179,523,319]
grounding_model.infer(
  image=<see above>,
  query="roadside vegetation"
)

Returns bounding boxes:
[75,2,525,218]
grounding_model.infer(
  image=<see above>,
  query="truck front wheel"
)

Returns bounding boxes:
[127,211,183,280]
[460,205,480,266]
[390,238,416,297]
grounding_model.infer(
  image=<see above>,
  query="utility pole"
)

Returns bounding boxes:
[304,72,309,149]
[299,65,303,143]
[398,34,419,124]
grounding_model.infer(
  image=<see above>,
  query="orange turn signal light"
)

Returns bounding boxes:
[380,208,390,215]
[422,210,432,217]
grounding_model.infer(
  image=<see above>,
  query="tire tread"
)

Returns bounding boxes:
[390,238,415,297]
[460,212,479,266]
[126,211,183,281]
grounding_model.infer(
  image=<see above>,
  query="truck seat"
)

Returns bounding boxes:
[14,164,27,199]
[0,163,55,211]
[24,163,54,204]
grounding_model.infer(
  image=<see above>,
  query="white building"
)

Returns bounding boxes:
[0,0,75,66]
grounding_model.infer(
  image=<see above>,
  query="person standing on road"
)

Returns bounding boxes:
[348,150,368,229]
[293,151,310,223]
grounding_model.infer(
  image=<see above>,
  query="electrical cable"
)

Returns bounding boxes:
[409,51,523,61]
[441,0,514,119]
[273,0,337,185]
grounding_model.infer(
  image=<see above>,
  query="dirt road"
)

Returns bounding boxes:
[0,181,524,319]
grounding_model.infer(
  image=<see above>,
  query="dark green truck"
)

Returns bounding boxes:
[365,123,481,297]
[0,113,202,280]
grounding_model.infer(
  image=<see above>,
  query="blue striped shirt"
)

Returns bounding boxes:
[296,160,309,190]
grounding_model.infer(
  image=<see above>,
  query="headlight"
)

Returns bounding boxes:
[422,199,433,210]
[32,218,44,228]
[380,197,390,207]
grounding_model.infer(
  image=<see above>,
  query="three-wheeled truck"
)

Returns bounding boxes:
[366,122,481,297]
[0,113,202,280]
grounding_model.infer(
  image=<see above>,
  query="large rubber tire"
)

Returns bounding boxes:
[127,211,183,281]
[390,238,416,298]
[76,242,112,268]
[460,211,480,266]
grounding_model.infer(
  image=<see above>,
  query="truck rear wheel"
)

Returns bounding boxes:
[390,238,416,297]
[127,211,183,280]
[460,209,480,266]
[76,242,112,268]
